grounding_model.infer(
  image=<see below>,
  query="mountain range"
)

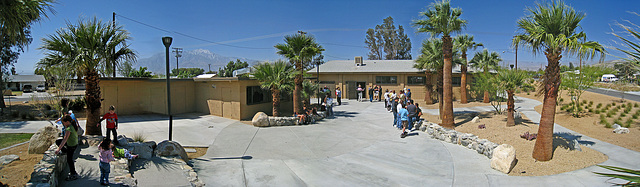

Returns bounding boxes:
[134,49,260,74]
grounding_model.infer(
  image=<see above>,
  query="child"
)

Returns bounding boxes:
[111,144,139,160]
[99,138,116,185]
[99,106,118,144]
[398,103,409,138]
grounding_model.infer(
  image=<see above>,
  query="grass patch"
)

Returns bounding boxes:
[0,133,33,149]
[132,131,147,143]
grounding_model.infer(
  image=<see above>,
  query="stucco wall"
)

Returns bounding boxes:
[100,78,195,115]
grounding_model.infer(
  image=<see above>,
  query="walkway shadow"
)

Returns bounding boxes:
[130,157,181,175]
[0,121,28,129]
[552,132,595,152]
[118,113,208,123]
[453,111,492,127]
[333,111,358,118]
[191,155,253,161]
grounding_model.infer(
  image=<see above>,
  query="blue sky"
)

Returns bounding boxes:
[15,0,640,74]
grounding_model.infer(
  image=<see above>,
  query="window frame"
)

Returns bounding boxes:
[407,76,427,85]
[375,76,398,84]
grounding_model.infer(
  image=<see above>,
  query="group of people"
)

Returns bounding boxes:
[355,84,388,102]
[384,88,421,138]
[54,102,138,185]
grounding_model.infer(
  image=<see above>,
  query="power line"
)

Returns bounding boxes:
[321,42,367,48]
[115,14,272,50]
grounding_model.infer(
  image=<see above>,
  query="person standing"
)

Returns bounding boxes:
[406,100,417,131]
[384,89,390,110]
[398,103,409,138]
[55,115,80,181]
[98,138,116,185]
[406,88,412,102]
[378,85,383,101]
[357,85,364,102]
[392,97,399,128]
[335,87,342,105]
[373,85,379,101]
[396,97,404,129]
[368,86,374,102]
[325,94,334,117]
[99,106,119,144]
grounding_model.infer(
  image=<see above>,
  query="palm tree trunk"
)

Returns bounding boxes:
[425,72,433,105]
[506,90,515,127]
[441,35,455,129]
[437,69,443,119]
[483,91,490,103]
[532,50,562,161]
[461,53,468,104]
[84,69,102,135]
[294,61,303,114]
[272,89,281,117]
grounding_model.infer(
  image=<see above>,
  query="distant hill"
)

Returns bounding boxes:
[134,49,260,74]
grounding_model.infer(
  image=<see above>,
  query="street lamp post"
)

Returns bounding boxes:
[162,36,173,141]
[316,61,320,104]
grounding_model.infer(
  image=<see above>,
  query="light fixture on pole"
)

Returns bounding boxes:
[162,36,173,141]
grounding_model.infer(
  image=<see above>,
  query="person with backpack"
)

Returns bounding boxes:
[55,115,80,181]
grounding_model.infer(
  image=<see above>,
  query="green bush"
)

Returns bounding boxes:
[595,110,601,114]
[635,103,639,108]
[625,118,633,127]
[621,113,627,117]
[606,111,613,118]
[600,118,608,125]
[615,119,623,125]
[69,97,85,112]
[621,104,626,108]
[597,103,603,108]
[589,101,594,105]
[560,105,568,110]
[582,100,588,105]
[604,122,612,128]
[612,102,617,106]
[559,98,564,103]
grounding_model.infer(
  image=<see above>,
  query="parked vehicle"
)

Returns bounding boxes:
[601,74,619,82]
[23,85,33,92]
[36,85,46,92]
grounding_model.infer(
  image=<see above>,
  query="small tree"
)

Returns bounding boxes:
[495,69,529,126]
[561,66,600,117]
[129,67,153,78]
[472,72,503,114]
[218,59,249,77]
[171,68,205,78]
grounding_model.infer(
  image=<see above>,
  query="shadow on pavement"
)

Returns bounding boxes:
[191,155,253,161]
[118,113,209,123]
[130,157,181,175]
[553,132,595,152]
[0,121,27,129]
[332,111,358,118]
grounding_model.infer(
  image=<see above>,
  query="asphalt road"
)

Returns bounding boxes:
[586,87,640,102]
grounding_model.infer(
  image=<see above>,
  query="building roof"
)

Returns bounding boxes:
[7,75,46,82]
[308,59,484,74]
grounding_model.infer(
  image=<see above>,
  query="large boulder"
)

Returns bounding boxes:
[154,140,189,161]
[117,135,132,146]
[28,125,60,154]
[491,144,517,174]
[126,142,154,159]
[252,112,270,127]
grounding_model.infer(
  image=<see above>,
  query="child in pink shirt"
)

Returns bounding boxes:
[98,138,116,185]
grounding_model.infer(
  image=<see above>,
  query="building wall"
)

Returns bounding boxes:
[318,72,476,104]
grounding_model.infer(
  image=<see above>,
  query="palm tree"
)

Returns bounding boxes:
[275,34,324,114]
[0,0,54,109]
[494,69,528,126]
[252,61,295,117]
[454,34,483,104]
[413,0,466,129]
[39,17,136,135]
[513,1,604,161]
[415,39,444,119]
[470,49,501,103]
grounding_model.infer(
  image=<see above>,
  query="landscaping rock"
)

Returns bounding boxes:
[471,116,480,123]
[613,127,630,134]
[252,112,270,127]
[127,142,154,159]
[144,141,157,150]
[155,140,189,161]
[268,117,299,126]
[491,144,517,174]
[0,154,19,165]
[117,135,130,146]
[28,125,60,154]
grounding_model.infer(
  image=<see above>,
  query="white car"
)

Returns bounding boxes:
[601,74,619,82]
[36,85,46,92]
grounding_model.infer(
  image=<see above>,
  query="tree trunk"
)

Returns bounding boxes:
[532,49,562,161]
[293,60,303,114]
[425,73,433,105]
[84,69,102,135]
[272,89,281,117]
[437,69,443,119]
[460,53,468,104]
[0,73,5,109]
[441,35,455,129]
[483,91,490,103]
[506,90,515,127]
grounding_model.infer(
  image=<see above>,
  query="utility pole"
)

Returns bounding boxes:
[112,12,117,77]
[172,47,183,73]
[515,43,518,70]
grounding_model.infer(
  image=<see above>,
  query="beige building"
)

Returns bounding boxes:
[308,57,483,104]
[99,77,292,120]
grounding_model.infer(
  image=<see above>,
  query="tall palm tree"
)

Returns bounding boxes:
[0,0,54,109]
[413,0,466,129]
[252,61,295,117]
[513,1,604,161]
[274,34,324,114]
[469,49,501,103]
[39,17,136,135]
[454,34,483,104]
[415,39,444,119]
[494,69,528,126]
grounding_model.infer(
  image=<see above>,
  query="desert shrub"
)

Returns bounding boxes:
[621,113,627,117]
[132,131,147,142]
[616,105,622,109]
[597,103,602,108]
[595,110,601,114]
[633,114,639,119]
[589,101,594,105]
[635,103,639,108]
[600,117,608,125]
[621,104,626,108]
[625,118,633,127]
[612,102,617,106]
[604,122,612,128]
[527,92,530,95]
[69,96,85,112]
[606,111,613,118]
[588,108,593,113]
[614,119,623,126]
[560,105,568,110]
[582,100,588,105]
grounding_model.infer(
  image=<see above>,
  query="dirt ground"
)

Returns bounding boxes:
[0,143,43,186]
[185,147,208,159]
[517,90,640,152]
[423,112,608,176]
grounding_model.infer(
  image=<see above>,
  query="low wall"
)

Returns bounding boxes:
[26,144,68,187]
[419,122,500,159]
